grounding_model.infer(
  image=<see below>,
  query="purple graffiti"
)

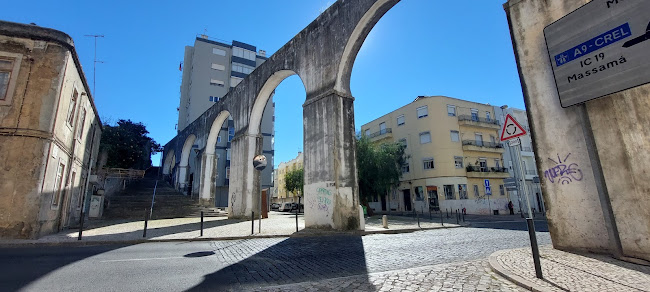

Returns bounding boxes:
[544,153,583,185]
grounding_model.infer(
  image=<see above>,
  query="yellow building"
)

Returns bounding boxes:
[273,152,303,204]
[360,96,510,215]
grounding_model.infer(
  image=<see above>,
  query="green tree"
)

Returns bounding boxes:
[356,136,406,212]
[284,167,304,197]
[100,119,161,170]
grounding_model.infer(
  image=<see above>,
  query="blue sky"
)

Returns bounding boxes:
[2,0,524,168]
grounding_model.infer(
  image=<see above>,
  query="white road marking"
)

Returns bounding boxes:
[100,256,186,263]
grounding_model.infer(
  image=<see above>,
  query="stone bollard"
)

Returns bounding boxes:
[382,215,388,228]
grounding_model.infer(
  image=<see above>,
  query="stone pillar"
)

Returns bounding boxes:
[177,165,188,190]
[199,153,217,207]
[302,90,360,230]
[228,133,263,219]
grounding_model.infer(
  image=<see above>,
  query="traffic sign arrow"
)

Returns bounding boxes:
[500,114,527,141]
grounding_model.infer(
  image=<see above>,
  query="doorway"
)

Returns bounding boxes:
[402,189,412,211]
[428,189,439,211]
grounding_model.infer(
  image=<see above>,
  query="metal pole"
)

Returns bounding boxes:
[251,211,254,235]
[415,209,420,228]
[429,206,432,221]
[200,211,204,237]
[527,218,543,279]
[295,198,299,232]
[440,209,444,226]
[515,139,533,218]
[456,210,459,224]
[77,210,84,240]
[143,208,149,238]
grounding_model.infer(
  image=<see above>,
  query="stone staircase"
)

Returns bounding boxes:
[102,167,227,220]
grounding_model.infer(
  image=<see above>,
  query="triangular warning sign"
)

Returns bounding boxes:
[500,114,527,141]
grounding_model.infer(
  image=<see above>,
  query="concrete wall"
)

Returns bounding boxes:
[505,0,650,260]
[0,21,102,238]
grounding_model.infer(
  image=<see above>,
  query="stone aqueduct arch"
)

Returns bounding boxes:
[163,0,400,230]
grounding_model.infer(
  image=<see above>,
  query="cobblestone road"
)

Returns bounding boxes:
[1,227,551,291]
[190,228,550,290]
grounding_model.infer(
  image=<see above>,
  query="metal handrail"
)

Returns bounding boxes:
[369,128,392,138]
[457,115,500,125]
[462,140,503,148]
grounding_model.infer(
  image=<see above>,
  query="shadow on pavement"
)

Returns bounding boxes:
[0,244,132,291]
[187,233,370,291]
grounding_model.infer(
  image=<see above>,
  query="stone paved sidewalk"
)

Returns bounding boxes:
[0,212,462,245]
[251,259,526,292]
[489,247,650,292]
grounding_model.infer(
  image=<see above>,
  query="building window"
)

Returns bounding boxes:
[210,79,225,87]
[458,184,468,199]
[379,122,386,135]
[479,159,487,172]
[500,185,505,196]
[423,158,434,170]
[226,148,231,160]
[398,138,407,148]
[0,58,15,100]
[228,127,235,142]
[417,106,428,118]
[396,115,405,126]
[217,136,222,143]
[454,156,463,169]
[77,108,86,139]
[365,129,370,137]
[486,111,491,121]
[52,162,65,206]
[233,47,256,61]
[419,132,431,144]
[232,63,254,74]
[491,135,496,144]
[471,109,479,121]
[447,105,456,117]
[211,63,225,71]
[401,162,410,173]
[67,89,78,126]
[475,133,483,146]
[450,130,460,142]
[474,185,480,197]
[444,185,455,200]
[415,186,424,201]
[209,96,220,102]
[495,159,501,169]
[225,167,230,179]
[212,48,227,56]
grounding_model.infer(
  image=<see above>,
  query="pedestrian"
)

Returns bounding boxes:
[508,201,514,215]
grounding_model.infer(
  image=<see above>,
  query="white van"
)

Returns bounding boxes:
[278,202,293,212]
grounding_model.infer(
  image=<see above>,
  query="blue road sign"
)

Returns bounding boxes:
[484,179,490,187]
[485,186,492,196]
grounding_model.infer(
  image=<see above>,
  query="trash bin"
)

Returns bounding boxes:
[493,210,499,215]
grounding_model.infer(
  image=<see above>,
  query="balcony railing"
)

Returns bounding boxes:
[458,115,500,126]
[466,165,509,173]
[369,128,392,138]
[462,140,503,149]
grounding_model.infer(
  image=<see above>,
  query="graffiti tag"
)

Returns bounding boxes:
[544,153,583,185]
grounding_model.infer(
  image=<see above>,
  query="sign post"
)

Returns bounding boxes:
[501,114,542,279]
[253,155,267,234]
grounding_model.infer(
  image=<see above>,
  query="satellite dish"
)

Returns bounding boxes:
[253,155,267,171]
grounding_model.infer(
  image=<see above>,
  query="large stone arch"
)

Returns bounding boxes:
[164,0,403,230]
[198,111,231,205]
[178,134,196,191]
[162,149,175,175]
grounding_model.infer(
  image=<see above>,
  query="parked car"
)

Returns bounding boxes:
[270,203,280,211]
[278,202,293,212]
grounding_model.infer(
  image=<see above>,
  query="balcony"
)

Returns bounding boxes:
[368,128,392,142]
[462,140,505,153]
[465,165,510,178]
[457,115,501,129]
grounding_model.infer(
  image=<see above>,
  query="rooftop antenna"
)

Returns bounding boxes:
[84,34,104,97]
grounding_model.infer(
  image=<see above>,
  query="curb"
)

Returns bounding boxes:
[488,249,552,292]
[0,225,464,248]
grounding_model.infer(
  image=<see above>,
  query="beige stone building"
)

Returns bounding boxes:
[273,152,303,204]
[360,96,510,215]
[0,21,102,238]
